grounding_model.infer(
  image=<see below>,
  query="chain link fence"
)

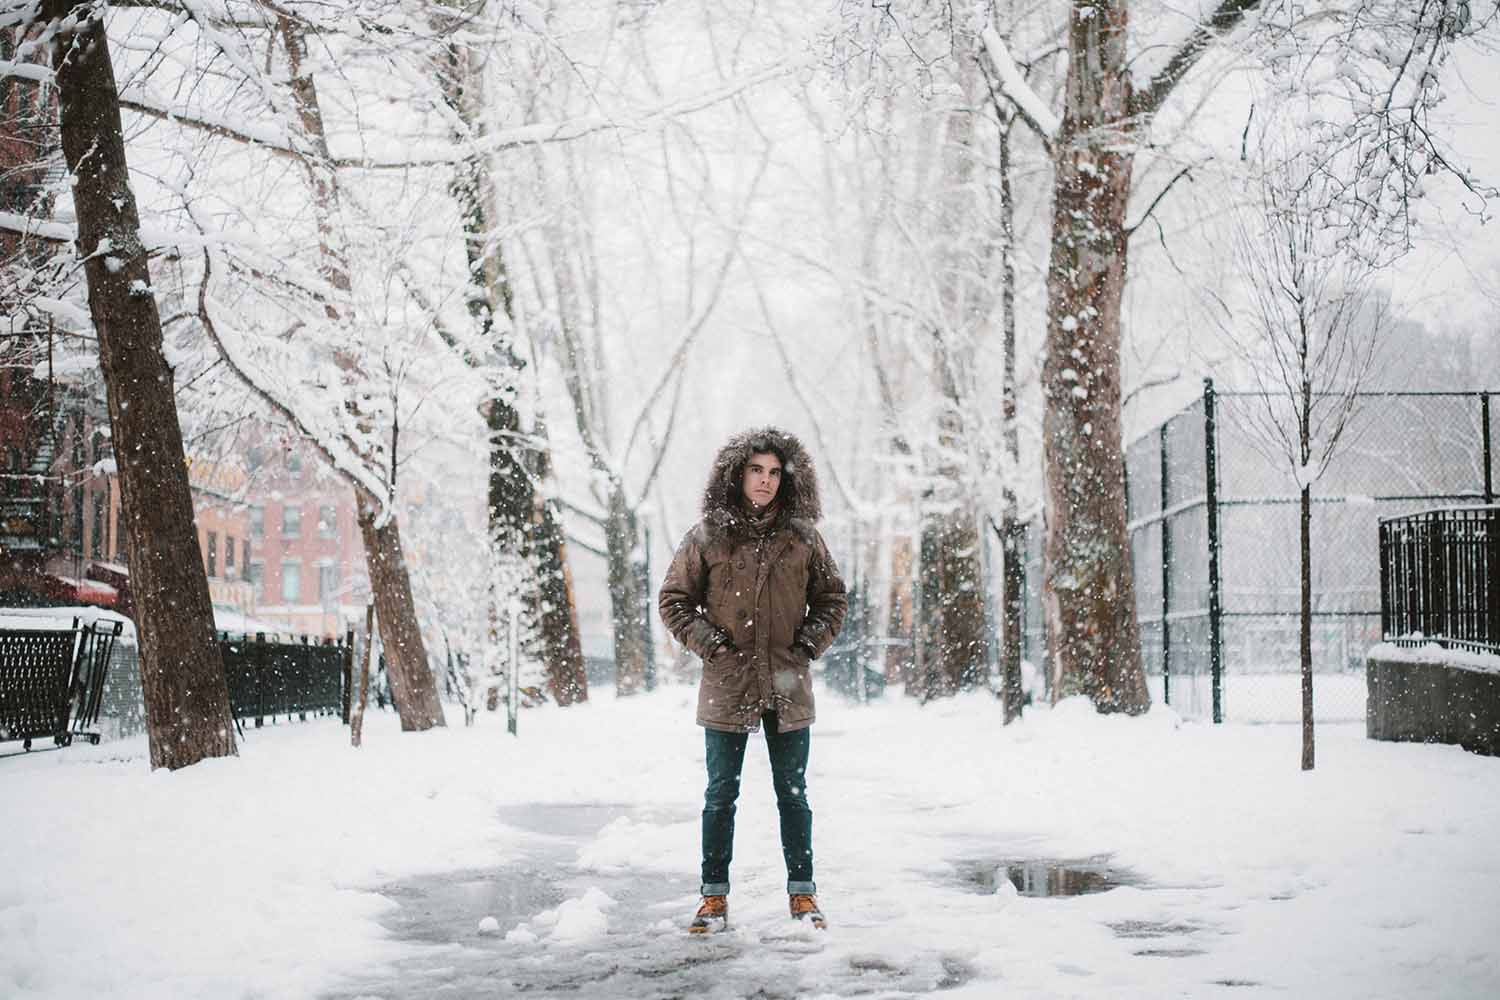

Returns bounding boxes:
[1025,383,1496,723]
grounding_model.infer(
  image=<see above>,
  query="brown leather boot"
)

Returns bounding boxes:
[789,893,826,929]
[689,894,728,934]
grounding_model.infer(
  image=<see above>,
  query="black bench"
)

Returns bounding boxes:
[0,618,124,749]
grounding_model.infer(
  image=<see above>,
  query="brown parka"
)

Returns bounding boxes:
[659,427,848,733]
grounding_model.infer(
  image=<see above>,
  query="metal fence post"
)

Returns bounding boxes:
[1487,508,1499,649]
[1482,392,1494,505]
[341,629,353,724]
[254,631,265,728]
[1160,422,1172,706]
[1378,520,1391,642]
[1203,378,1224,724]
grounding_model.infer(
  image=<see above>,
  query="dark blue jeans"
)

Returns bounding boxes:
[701,712,814,897]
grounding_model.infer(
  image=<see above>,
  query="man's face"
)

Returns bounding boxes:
[741,451,783,509]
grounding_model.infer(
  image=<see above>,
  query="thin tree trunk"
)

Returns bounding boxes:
[606,481,648,695]
[351,603,374,748]
[43,0,236,770]
[1300,482,1314,770]
[886,532,916,687]
[274,13,445,729]
[1040,0,1149,714]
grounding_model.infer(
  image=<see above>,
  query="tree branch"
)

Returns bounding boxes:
[979,27,1060,146]
[195,247,390,519]
[0,210,73,246]
[1124,162,1201,235]
[1130,0,1263,119]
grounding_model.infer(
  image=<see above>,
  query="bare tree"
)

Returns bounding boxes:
[1219,151,1388,771]
[26,1,236,769]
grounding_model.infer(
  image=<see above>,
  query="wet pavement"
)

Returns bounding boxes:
[323,803,980,999]
[325,807,1244,998]
[951,855,1145,898]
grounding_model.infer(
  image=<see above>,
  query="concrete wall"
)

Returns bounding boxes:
[1367,646,1500,757]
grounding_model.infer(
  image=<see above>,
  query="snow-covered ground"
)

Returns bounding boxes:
[3,687,1498,999]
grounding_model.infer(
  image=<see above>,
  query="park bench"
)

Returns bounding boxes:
[0,616,125,750]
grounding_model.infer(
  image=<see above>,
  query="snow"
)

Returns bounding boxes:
[979,27,1062,140]
[1370,640,1500,675]
[0,605,132,634]
[3,687,1497,998]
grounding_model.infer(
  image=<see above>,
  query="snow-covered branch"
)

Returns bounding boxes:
[339,56,808,169]
[0,210,73,246]
[979,27,1059,144]
[195,247,392,518]
[1130,0,1262,118]
[0,58,50,83]
[119,91,303,155]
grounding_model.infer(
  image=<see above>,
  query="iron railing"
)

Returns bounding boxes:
[220,632,353,726]
[0,617,123,749]
[1379,506,1499,654]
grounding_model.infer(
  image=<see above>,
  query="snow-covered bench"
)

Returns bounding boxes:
[0,614,124,750]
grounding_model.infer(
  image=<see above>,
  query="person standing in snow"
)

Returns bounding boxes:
[659,427,848,934]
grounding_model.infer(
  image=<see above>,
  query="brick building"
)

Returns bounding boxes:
[187,457,256,623]
[242,446,369,639]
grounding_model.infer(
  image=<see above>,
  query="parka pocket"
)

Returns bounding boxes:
[702,645,743,688]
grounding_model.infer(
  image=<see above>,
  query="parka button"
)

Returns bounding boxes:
[736,561,745,569]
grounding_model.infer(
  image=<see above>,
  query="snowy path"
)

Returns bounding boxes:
[324,801,981,998]
[4,688,1499,999]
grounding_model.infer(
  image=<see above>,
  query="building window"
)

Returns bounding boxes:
[286,452,302,477]
[225,535,236,572]
[281,505,301,538]
[206,531,218,577]
[318,505,337,537]
[318,563,339,606]
[242,539,251,572]
[280,561,301,603]
[249,506,264,539]
[246,561,264,600]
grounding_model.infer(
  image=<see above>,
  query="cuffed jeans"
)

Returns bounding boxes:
[700,712,815,897]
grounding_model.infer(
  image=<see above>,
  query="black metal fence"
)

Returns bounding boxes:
[1026,383,1497,723]
[0,617,124,748]
[1380,506,1499,654]
[221,632,352,726]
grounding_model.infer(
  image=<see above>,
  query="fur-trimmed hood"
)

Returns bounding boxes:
[700,426,822,541]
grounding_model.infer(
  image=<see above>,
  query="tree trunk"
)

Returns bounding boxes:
[275,16,445,729]
[527,417,588,705]
[885,532,916,687]
[357,499,445,729]
[1040,0,1149,714]
[433,24,577,700]
[931,508,988,693]
[998,118,1025,723]
[350,603,374,747]
[915,70,989,699]
[1300,483,1315,770]
[606,482,649,695]
[44,0,236,770]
